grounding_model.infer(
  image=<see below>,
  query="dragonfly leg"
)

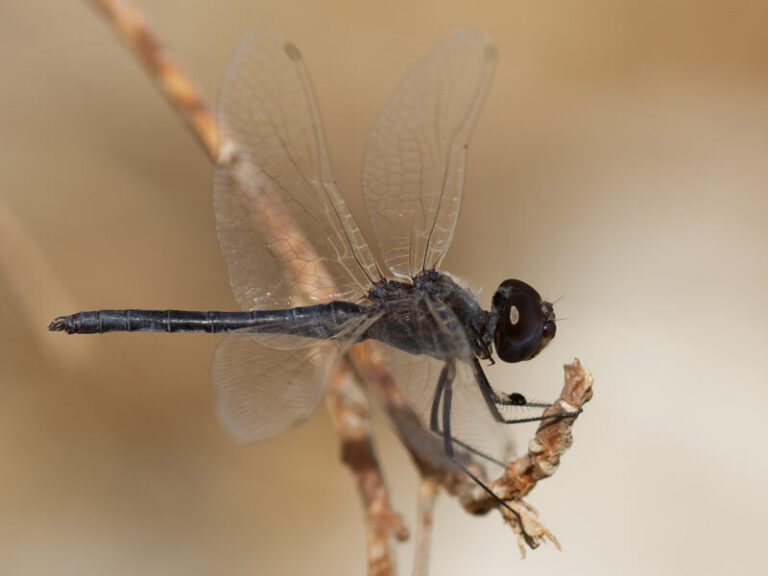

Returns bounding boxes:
[439,360,536,548]
[429,364,446,433]
[429,370,505,468]
[471,358,583,425]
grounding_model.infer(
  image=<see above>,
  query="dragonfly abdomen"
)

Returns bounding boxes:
[48,301,367,337]
[49,309,260,334]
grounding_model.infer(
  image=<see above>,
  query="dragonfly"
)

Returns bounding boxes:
[49,29,577,545]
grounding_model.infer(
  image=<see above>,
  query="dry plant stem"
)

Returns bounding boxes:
[464,358,594,515]
[411,479,439,576]
[354,344,469,489]
[88,0,219,158]
[85,1,404,573]
[327,362,409,576]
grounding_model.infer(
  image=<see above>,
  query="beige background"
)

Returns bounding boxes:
[2,1,767,574]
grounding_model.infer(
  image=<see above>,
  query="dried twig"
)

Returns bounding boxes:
[411,479,439,576]
[472,359,593,508]
[83,0,592,568]
[462,359,593,550]
[327,361,409,576]
[88,0,219,158]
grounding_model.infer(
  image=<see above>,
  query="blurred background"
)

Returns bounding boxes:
[2,1,767,574]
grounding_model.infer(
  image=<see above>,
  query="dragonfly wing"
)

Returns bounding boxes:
[365,298,514,478]
[366,343,452,470]
[215,31,380,310]
[213,333,334,442]
[363,29,497,279]
[213,311,383,442]
[446,360,519,471]
[370,343,516,480]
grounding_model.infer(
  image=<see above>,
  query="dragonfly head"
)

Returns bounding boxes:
[489,279,556,363]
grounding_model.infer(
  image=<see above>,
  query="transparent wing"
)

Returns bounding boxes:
[366,343,453,471]
[370,345,515,481]
[213,310,383,442]
[215,30,380,310]
[213,334,333,442]
[363,29,497,279]
[364,298,514,479]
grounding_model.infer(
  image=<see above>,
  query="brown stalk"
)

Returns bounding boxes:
[84,0,593,569]
[496,359,593,503]
[88,0,219,159]
[327,360,410,576]
[411,479,439,576]
[462,359,593,552]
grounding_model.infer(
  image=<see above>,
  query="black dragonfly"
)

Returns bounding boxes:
[49,29,577,545]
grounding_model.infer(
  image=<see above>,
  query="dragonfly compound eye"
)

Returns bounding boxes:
[492,279,556,363]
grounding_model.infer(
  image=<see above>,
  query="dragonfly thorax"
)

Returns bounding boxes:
[363,270,491,361]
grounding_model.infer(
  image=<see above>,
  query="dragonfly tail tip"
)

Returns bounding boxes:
[48,316,70,333]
